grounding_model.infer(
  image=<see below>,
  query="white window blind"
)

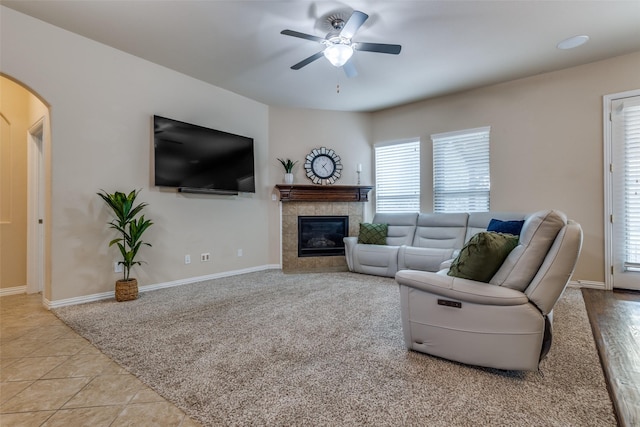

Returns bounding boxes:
[375,140,420,213]
[623,102,640,270]
[432,127,490,213]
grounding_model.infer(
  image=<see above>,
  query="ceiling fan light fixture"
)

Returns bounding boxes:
[323,43,354,67]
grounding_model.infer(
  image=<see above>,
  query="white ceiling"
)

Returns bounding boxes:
[4,1,640,112]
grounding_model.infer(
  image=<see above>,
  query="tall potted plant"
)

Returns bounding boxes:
[278,158,297,185]
[97,189,153,301]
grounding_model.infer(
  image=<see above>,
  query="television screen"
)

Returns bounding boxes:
[153,115,255,194]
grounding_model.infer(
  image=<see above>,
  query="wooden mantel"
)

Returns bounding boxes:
[275,185,373,202]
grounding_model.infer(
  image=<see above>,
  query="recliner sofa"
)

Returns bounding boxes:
[344,211,528,277]
[344,209,583,371]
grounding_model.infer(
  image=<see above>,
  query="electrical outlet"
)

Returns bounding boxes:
[201,253,210,262]
[185,254,191,264]
[237,249,243,257]
[114,262,123,273]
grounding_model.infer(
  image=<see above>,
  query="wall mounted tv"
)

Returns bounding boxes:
[153,115,255,195]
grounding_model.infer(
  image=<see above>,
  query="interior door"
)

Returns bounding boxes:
[610,94,640,290]
[27,119,45,294]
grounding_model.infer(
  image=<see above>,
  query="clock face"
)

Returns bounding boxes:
[311,154,336,179]
[304,147,342,185]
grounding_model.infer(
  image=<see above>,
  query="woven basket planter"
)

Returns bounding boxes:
[115,278,138,302]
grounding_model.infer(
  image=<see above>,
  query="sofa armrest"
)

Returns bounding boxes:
[344,236,358,246]
[395,269,529,306]
[343,236,358,270]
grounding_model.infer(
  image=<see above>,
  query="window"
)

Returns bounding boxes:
[432,127,490,213]
[622,102,640,269]
[606,90,640,290]
[375,140,420,213]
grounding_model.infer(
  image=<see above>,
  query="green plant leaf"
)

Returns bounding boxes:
[98,189,153,282]
[277,158,297,173]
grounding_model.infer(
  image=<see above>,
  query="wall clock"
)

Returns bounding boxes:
[304,147,343,185]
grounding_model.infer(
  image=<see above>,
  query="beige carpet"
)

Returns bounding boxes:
[54,270,615,426]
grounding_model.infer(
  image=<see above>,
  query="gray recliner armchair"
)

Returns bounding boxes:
[395,210,583,371]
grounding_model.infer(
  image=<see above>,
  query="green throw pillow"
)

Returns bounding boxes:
[447,232,519,283]
[358,223,388,245]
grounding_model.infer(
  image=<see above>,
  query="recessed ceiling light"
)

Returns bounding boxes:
[557,35,590,50]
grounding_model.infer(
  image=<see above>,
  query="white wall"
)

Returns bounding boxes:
[268,107,373,187]
[372,51,640,283]
[1,7,271,301]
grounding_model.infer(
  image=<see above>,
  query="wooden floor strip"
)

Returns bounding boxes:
[582,288,640,427]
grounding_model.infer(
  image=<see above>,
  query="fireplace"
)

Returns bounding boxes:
[298,216,348,257]
[276,186,371,272]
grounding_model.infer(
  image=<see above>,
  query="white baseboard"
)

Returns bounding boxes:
[568,280,606,290]
[46,264,281,309]
[44,291,114,309]
[0,285,27,297]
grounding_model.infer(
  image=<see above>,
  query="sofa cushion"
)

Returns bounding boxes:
[398,246,456,272]
[447,232,519,282]
[412,213,468,249]
[372,212,419,246]
[353,244,401,277]
[357,223,388,245]
[490,210,566,291]
[487,218,525,236]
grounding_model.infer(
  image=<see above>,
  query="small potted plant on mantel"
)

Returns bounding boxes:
[97,189,153,302]
[277,158,297,185]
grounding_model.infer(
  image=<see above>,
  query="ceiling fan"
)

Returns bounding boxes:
[281,10,402,78]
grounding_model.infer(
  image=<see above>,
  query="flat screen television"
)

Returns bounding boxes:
[153,115,255,194]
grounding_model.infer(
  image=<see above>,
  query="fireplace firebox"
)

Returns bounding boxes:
[298,216,348,257]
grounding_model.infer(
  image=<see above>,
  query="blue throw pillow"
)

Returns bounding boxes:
[487,218,525,236]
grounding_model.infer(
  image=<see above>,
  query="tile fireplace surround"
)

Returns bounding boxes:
[276,185,373,273]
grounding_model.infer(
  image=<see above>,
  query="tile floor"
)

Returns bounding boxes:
[0,293,202,427]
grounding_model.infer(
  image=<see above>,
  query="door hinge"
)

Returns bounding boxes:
[611,265,614,275]
[610,163,613,173]
[610,214,614,223]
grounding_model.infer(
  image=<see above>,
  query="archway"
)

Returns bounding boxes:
[0,73,51,303]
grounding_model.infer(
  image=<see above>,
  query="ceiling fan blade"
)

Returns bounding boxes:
[291,51,325,70]
[281,29,324,43]
[354,42,402,55]
[339,10,368,39]
[343,61,358,78]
